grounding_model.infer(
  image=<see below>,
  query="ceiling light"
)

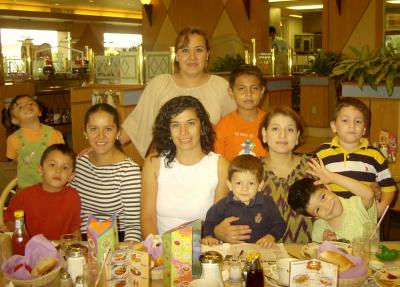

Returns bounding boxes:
[287,5,323,10]
[289,14,303,19]
[140,0,151,4]
[387,0,400,3]
[269,0,295,2]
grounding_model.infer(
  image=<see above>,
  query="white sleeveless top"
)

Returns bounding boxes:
[156,152,220,235]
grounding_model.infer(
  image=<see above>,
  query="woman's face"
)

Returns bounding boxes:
[261,113,300,154]
[84,110,119,156]
[175,33,209,77]
[169,108,202,153]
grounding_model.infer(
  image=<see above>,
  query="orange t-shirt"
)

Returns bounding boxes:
[214,110,267,161]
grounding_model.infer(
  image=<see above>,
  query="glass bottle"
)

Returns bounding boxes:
[243,251,264,287]
[12,210,30,256]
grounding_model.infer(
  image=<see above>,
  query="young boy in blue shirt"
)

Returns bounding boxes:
[202,155,285,248]
[316,97,396,217]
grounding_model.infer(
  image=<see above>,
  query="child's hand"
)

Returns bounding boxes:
[201,236,220,246]
[256,234,276,248]
[322,229,337,241]
[307,158,333,185]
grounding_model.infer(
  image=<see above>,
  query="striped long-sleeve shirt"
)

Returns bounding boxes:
[316,136,396,198]
[69,155,141,241]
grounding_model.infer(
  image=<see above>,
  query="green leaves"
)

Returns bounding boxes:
[309,50,341,76]
[375,244,400,261]
[330,45,400,97]
[209,54,245,72]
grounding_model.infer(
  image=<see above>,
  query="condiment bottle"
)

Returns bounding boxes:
[199,251,224,287]
[12,210,30,255]
[59,269,73,287]
[243,251,264,287]
[75,275,84,287]
[65,243,88,283]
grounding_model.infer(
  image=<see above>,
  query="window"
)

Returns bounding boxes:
[103,33,142,55]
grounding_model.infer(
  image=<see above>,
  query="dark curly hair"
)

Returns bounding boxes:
[153,96,214,167]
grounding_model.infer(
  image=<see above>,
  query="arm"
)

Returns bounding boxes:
[120,162,142,242]
[378,191,395,217]
[308,158,374,209]
[121,78,163,158]
[6,134,18,160]
[202,202,225,245]
[213,122,226,157]
[141,155,160,239]
[214,156,229,202]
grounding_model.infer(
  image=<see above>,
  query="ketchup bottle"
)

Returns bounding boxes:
[12,210,30,255]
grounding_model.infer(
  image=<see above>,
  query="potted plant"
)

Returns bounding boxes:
[299,50,341,129]
[209,54,244,79]
[330,45,400,97]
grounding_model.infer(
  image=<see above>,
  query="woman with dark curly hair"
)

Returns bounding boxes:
[141,96,229,237]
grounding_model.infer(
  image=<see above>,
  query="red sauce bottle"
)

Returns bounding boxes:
[12,210,30,255]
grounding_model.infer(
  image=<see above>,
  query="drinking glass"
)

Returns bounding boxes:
[84,260,100,287]
[352,236,370,266]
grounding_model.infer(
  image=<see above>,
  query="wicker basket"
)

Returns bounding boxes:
[339,272,369,287]
[5,265,61,287]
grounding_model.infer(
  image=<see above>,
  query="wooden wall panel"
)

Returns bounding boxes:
[143,0,268,57]
[323,0,373,53]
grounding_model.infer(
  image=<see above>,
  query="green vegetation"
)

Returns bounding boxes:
[209,54,245,72]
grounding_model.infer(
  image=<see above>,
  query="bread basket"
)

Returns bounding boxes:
[4,264,61,287]
[339,272,369,287]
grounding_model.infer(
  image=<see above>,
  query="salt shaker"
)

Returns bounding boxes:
[59,269,73,287]
[65,243,88,283]
[75,275,84,287]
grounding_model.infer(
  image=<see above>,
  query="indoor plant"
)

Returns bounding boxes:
[330,45,400,97]
[309,50,341,76]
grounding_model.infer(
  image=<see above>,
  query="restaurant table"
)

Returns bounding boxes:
[148,242,400,287]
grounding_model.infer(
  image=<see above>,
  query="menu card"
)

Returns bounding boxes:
[289,259,338,287]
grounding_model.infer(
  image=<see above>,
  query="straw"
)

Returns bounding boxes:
[95,247,111,287]
[369,205,390,240]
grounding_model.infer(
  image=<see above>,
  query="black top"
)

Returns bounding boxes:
[202,192,286,243]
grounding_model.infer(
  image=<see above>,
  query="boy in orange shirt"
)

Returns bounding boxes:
[214,65,267,161]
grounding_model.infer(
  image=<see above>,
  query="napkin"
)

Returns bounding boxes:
[316,241,368,279]
[2,234,61,280]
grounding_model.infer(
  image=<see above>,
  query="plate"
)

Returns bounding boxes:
[374,266,400,287]
[300,241,352,259]
[264,265,284,287]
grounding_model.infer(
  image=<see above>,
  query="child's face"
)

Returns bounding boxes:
[169,108,202,153]
[39,150,75,192]
[229,74,265,112]
[227,171,263,205]
[331,106,366,148]
[11,96,41,126]
[261,114,299,154]
[305,187,342,221]
[84,110,120,156]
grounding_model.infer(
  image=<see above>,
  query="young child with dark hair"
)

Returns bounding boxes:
[288,158,376,243]
[214,65,267,161]
[316,97,396,217]
[202,154,285,248]
[6,95,64,189]
[4,144,81,240]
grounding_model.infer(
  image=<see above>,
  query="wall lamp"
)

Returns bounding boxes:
[141,0,153,26]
